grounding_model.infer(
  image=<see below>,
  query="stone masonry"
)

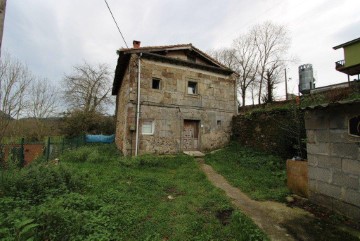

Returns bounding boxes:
[305,101,360,220]
[113,45,237,156]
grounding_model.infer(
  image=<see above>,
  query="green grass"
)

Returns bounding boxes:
[205,142,290,201]
[0,144,268,240]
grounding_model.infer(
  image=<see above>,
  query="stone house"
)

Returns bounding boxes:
[112,41,237,156]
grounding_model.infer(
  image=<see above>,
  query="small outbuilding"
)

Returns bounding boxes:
[305,99,360,220]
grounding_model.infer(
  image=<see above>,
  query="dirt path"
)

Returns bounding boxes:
[200,162,317,241]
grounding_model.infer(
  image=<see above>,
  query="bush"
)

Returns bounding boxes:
[0,164,86,204]
[61,110,115,138]
[60,144,120,163]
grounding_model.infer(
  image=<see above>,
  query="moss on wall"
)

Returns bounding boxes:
[232,107,306,160]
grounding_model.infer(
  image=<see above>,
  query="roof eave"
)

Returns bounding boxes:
[141,52,234,76]
[333,37,360,50]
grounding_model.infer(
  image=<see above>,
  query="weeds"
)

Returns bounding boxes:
[205,142,290,201]
[0,145,268,240]
[60,144,120,163]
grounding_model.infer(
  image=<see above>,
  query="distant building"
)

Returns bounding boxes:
[0,0,6,56]
[112,41,237,156]
[298,64,315,94]
[333,37,360,81]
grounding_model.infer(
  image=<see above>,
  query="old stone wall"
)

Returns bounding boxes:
[115,54,236,155]
[133,59,236,113]
[135,104,232,155]
[232,108,306,159]
[115,57,137,155]
[305,102,360,220]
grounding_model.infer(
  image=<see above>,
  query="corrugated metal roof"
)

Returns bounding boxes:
[303,99,360,110]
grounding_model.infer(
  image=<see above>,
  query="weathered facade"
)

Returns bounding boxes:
[112,42,237,155]
[305,100,360,220]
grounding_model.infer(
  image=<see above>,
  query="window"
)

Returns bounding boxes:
[152,78,160,90]
[217,120,222,127]
[187,81,197,95]
[142,120,154,135]
[349,115,360,137]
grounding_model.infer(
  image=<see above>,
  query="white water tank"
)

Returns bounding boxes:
[299,64,315,94]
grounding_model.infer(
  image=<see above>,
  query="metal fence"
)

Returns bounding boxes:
[0,135,115,168]
[0,136,87,168]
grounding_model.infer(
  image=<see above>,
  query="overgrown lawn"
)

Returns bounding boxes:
[205,142,289,201]
[0,144,268,240]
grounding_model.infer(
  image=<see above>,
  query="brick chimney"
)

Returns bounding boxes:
[133,40,141,49]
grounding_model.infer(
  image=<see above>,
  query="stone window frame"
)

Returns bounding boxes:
[142,120,155,135]
[187,80,199,95]
[152,77,161,90]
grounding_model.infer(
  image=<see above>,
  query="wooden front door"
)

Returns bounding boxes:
[183,120,199,150]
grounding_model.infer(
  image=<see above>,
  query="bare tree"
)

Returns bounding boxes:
[232,33,259,106]
[0,53,33,142]
[26,78,58,140]
[207,48,237,70]
[251,21,291,104]
[63,62,113,113]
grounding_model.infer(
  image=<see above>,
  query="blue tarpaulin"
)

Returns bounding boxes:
[85,134,115,143]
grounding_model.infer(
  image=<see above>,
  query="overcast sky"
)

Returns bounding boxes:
[2,0,360,100]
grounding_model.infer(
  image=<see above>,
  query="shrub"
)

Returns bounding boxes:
[0,164,86,204]
[60,144,120,163]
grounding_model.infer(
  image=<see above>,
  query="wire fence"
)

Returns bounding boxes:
[0,135,92,168]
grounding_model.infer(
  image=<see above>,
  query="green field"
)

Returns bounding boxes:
[0,144,268,241]
[205,142,290,202]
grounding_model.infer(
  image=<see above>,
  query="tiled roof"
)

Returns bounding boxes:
[118,43,228,70]
[119,43,192,52]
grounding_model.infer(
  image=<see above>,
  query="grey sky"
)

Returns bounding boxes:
[2,0,360,99]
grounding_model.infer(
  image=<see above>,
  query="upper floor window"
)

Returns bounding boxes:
[152,78,161,90]
[187,81,198,95]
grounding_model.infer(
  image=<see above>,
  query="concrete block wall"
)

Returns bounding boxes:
[305,103,360,220]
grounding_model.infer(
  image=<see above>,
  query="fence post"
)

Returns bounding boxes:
[62,137,65,154]
[19,138,25,167]
[46,137,51,161]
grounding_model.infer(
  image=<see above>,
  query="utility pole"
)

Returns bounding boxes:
[0,0,6,57]
[284,68,288,100]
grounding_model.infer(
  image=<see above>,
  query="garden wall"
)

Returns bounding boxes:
[232,107,306,159]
